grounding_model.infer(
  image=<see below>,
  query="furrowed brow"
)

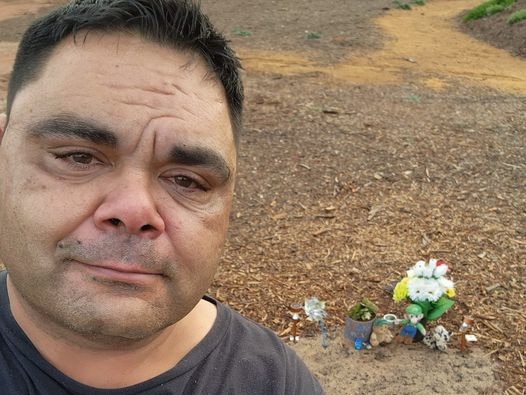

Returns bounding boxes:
[26,113,118,148]
[169,146,231,183]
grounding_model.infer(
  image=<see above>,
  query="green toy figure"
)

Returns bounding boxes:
[394,304,426,344]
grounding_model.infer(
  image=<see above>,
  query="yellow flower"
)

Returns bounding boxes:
[393,277,409,302]
[446,288,456,298]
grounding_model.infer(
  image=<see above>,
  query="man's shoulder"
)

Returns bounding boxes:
[213,298,290,359]
[203,298,324,394]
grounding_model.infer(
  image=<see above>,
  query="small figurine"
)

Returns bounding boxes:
[394,304,426,344]
[459,316,474,352]
[423,325,450,351]
[354,338,362,350]
[370,323,394,347]
[288,303,302,343]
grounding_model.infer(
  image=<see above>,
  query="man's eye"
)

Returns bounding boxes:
[69,153,94,164]
[53,152,100,168]
[174,175,200,189]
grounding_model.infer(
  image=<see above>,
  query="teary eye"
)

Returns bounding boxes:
[52,150,104,170]
[174,175,197,188]
[70,153,94,164]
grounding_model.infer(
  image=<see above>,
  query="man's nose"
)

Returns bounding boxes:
[93,174,165,238]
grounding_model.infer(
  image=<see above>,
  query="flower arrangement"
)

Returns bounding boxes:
[393,259,455,321]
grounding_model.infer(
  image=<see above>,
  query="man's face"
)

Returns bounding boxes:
[0,33,236,340]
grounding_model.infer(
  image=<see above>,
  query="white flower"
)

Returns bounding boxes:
[433,264,448,278]
[423,259,437,278]
[437,276,454,290]
[407,277,443,302]
[408,260,426,278]
[404,259,455,303]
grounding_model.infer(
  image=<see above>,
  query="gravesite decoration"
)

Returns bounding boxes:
[344,298,379,349]
[392,258,456,342]
[304,297,328,349]
[288,303,303,343]
[459,316,477,352]
[288,259,457,353]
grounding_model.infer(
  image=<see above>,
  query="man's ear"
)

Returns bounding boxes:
[0,113,6,143]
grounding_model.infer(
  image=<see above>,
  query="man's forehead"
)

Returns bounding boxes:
[10,32,228,125]
[46,31,212,81]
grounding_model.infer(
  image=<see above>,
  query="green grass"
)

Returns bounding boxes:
[485,3,507,15]
[508,8,526,23]
[394,0,412,10]
[463,0,515,21]
[411,0,427,5]
[232,27,252,37]
[306,31,321,40]
[406,94,420,103]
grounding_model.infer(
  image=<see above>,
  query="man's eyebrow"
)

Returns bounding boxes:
[169,146,232,182]
[26,114,118,148]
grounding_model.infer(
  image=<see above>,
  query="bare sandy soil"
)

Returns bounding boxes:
[0,0,525,393]
[291,332,498,395]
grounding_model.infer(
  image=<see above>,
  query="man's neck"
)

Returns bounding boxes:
[6,277,217,389]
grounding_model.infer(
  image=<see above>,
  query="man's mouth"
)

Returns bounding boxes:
[71,260,163,285]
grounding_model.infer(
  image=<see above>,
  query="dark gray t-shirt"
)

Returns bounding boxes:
[0,271,323,394]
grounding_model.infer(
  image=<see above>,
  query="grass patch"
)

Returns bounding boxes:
[232,27,252,37]
[485,3,507,15]
[394,0,412,10]
[406,94,421,103]
[463,0,515,21]
[508,8,526,23]
[305,31,321,40]
[411,0,427,5]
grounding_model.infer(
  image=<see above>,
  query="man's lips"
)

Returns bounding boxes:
[71,260,163,285]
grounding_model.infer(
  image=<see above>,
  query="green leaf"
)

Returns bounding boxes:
[413,300,431,318]
[362,298,379,313]
[426,296,455,321]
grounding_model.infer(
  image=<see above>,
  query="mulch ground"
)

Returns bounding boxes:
[204,1,526,391]
[213,75,526,392]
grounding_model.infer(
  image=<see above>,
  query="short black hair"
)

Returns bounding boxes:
[6,0,244,145]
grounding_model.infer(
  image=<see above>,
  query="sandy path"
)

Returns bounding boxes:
[0,0,52,19]
[240,0,526,94]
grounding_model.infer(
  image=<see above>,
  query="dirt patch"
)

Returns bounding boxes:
[238,0,526,94]
[292,332,499,395]
[0,0,525,393]
[0,0,61,98]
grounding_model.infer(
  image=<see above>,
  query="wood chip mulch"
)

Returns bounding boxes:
[211,77,526,393]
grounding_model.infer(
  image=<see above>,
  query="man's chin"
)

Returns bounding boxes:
[38,289,179,344]
[60,304,177,345]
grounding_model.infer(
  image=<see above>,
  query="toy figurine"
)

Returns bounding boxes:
[423,325,450,351]
[289,303,302,343]
[370,323,394,347]
[459,316,474,352]
[394,304,426,344]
